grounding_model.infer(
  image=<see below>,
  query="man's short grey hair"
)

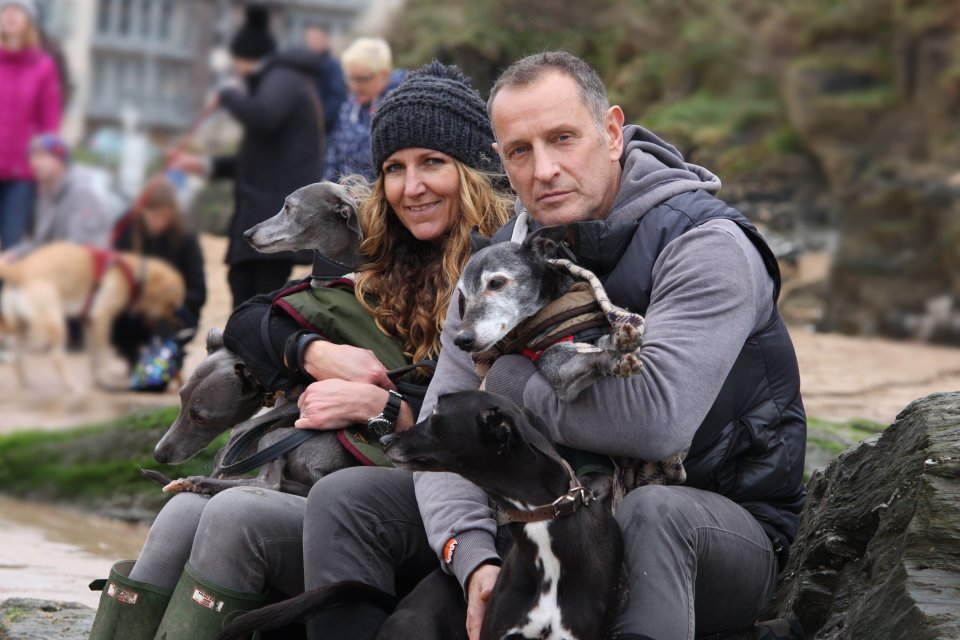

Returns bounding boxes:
[487,51,610,131]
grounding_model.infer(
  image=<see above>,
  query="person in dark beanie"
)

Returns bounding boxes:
[84,61,514,640]
[170,3,322,309]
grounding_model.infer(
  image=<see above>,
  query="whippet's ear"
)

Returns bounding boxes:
[469,226,491,253]
[524,224,568,259]
[206,327,224,354]
[476,407,514,452]
[234,362,259,395]
[336,197,362,239]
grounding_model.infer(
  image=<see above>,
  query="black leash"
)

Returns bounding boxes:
[218,360,436,476]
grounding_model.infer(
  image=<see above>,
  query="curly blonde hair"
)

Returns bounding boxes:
[352,161,512,367]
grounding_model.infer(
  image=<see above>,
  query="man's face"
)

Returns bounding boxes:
[29,150,64,185]
[491,71,624,225]
[304,27,328,54]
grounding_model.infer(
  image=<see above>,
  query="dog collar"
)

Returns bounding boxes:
[496,458,595,525]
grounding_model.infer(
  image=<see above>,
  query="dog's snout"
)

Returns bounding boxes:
[454,331,476,351]
[380,433,396,448]
[242,227,255,240]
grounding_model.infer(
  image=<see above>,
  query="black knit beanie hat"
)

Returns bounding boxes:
[229,4,275,60]
[371,61,499,176]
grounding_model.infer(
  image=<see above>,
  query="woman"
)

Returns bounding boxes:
[88,61,510,640]
[0,0,62,248]
[111,173,206,390]
[322,36,406,183]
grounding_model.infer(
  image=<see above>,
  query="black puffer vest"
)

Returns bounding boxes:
[495,190,807,568]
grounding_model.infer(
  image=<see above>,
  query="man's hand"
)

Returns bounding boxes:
[466,563,500,640]
[301,341,395,390]
[295,379,387,430]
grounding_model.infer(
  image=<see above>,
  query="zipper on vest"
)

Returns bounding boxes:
[559,240,577,262]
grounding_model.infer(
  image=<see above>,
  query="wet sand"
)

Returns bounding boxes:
[0,495,149,608]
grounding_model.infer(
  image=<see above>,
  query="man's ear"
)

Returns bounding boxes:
[523,224,568,259]
[476,406,514,453]
[604,105,625,161]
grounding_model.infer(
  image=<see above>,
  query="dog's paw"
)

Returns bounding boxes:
[162,477,208,494]
[613,352,643,377]
[162,478,191,493]
[612,323,643,353]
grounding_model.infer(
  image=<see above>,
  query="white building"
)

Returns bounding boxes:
[39,0,371,145]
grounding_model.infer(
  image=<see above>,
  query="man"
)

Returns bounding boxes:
[2,133,112,260]
[303,22,347,137]
[303,51,806,640]
[171,4,321,308]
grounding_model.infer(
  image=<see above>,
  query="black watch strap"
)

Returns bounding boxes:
[382,389,403,423]
[368,389,403,438]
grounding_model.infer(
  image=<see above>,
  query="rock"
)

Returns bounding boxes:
[768,392,960,638]
[0,598,94,640]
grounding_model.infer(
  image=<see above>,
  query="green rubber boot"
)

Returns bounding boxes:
[153,563,266,640]
[87,560,172,640]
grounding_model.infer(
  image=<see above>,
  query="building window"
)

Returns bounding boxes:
[118,0,132,36]
[96,0,113,35]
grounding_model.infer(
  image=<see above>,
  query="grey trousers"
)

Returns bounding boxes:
[302,470,777,639]
[303,467,438,596]
[129,487,307,597]
[611,485,778,639]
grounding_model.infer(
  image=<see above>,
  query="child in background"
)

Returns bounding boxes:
[111,173,206,390]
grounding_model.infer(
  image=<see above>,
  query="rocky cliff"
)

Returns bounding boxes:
[768,392,960,638]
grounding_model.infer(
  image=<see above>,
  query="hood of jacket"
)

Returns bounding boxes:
[259,47,325,78]
[607,124,721,224]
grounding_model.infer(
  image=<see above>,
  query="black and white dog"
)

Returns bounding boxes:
[385,390,623,640]
[215,391,622,640]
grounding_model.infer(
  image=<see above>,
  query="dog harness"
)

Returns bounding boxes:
[82,247,142,319]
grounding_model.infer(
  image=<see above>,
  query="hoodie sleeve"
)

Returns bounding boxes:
[413,289,501,593]
[491,220,774,462]
[219,67,305,132]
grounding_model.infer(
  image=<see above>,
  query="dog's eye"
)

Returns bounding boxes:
[487,277,506,291]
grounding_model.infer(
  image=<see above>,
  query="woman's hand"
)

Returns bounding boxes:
[466,563,501,640]
[295,380,388,430]
[301,341,395,390]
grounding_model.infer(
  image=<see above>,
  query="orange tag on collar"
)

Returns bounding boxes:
[443,537,458,564]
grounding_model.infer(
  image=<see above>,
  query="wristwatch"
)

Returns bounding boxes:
[367,389,403,438]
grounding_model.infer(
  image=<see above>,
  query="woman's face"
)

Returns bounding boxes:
[143,204,175,236]
[383,148,461,243]
[345,63,390,105]
[1,6,31,41]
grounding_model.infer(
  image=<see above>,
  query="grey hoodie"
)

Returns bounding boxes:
[413,125,775,591]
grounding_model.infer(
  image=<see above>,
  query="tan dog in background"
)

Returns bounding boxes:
[0,242,185,391]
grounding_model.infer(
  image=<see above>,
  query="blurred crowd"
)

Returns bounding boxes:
[0,0,410,392]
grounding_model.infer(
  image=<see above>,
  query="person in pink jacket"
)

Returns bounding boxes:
[0,0,62,249]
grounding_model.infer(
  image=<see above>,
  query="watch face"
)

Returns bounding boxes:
[367,416,394,439]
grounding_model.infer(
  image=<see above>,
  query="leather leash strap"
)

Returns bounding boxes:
[219,361,435,476]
